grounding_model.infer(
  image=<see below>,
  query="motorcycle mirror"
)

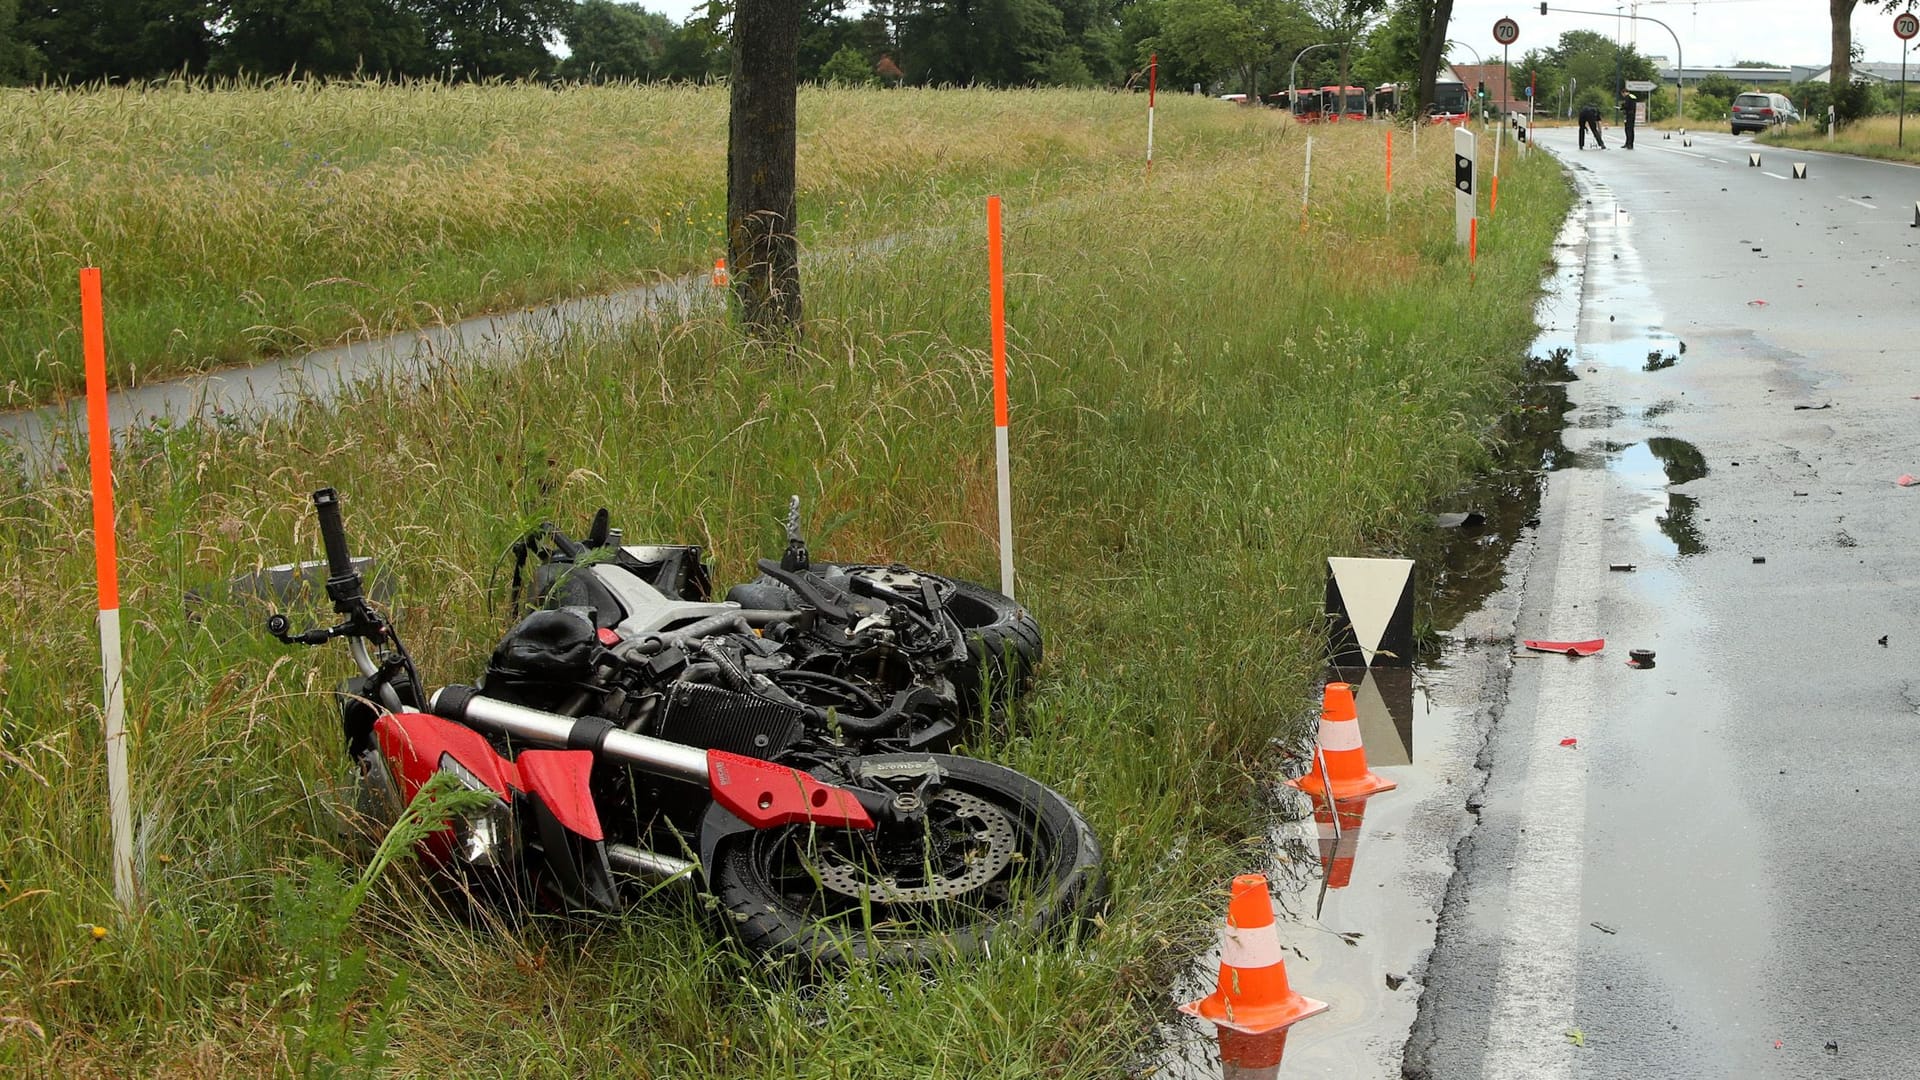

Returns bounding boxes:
[586,507,611,549]
[781,495,810,572]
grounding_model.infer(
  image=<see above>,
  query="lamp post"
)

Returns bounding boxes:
[1290,42,1337,111]
[1540,5,1684,123]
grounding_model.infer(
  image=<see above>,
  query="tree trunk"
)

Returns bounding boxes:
[1830,0,1855,94]
[728,0,803,337]
[1415,0,1456,114]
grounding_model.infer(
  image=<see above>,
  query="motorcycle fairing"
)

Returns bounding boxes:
[707,750,876,831]
[374,711,522,800]
[515,750,604,842]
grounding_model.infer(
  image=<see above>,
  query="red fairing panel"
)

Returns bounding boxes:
[515,750,605,842]
[373,711,522,801]
[707,750,875,830]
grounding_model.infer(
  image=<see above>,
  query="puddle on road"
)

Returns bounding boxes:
[1606,438,1710,557]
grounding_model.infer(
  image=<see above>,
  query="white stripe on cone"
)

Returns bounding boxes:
[1220,921,1287,969]
[1317,717,1364,752]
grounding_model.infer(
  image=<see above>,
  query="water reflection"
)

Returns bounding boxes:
[1608,438,1709,556]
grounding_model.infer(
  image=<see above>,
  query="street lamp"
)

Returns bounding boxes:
[1540,4,1684,123]
[1289,42,1337,109]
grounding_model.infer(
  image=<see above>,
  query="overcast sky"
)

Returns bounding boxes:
[637,1,1914,69]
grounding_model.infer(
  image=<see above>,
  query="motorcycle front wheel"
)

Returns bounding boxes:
[711,753,1102,966]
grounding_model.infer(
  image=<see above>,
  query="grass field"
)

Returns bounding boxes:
[0,80,1268,407]
[0,87,1571,1077]
[1759,113,1920,163]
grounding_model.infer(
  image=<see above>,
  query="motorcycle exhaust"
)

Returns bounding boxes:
[605,844,695,886]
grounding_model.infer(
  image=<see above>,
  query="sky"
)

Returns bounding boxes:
[637,1,1916,69]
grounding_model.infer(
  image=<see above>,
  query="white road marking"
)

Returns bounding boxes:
[1762,171,1789,180]
[1651,146,1715,161]
[1842,197,1878,210]
[1480,465,1607,1079]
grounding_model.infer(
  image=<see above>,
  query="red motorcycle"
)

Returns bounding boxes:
[269,489,1101,965]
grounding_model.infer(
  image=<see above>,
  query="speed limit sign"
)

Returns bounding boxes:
[1493,17,1521,45]
[1896,11,1919,40]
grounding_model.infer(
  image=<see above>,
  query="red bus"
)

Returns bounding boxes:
[1289,88,1326,123]
[1319,85,1369,122]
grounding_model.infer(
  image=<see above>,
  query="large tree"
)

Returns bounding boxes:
[0,0,45,82]
[727,0,803,335]
[1829,0,1916,121]
[218,0,430,77]
[560,0,675,80]
[20,0,216,80]
[419,0,568,77]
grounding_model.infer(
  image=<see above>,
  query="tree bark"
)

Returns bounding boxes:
[727,0,803,337]
[1415,0,1455,115]
[1830,0,1855,95]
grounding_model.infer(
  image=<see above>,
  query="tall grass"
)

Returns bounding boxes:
[0,80,1257,406]
[1760,112,1920,162]
[0,96,1570,1077]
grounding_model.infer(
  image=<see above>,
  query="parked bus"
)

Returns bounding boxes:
[1319,85,1369,122]
[1369,80,1469,124]
[1289,87,1325,123]
[1427,79,1470,125]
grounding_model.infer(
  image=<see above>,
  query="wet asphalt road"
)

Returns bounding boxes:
[1406,127,1920,1077]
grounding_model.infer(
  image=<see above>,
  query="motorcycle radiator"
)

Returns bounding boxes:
[653,682,806,760]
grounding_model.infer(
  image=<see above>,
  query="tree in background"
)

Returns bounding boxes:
[0,0,46,83]
[419,0,568,77]
[19,0,217,81]
[218,0,430,78]
[1828,0,1916,121]
[560,0,675,80]
[1412,0,1455,115]
[1351,0,1420,91]
[817,41,876,84]
[727,0,803,336]
[901,0,1067,86]
[1301,0,1384,101]
[1140,0,1312,98]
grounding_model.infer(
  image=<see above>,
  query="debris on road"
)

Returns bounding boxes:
[1748,299,1770,307]
[1434,510,1488,528]
[1566,1029,1586,1047]
[1753,556,1767,564]
[1609,563,1636,572]
[1793,403,1832,411]
[1627,649,1657,669]
[1386,973,1406,990]
[1878,635,1889,647]
[1590,921,1618,935]
[1560,737,1579,748]
[1897,474,1917,487]
[1524,639,1605,657]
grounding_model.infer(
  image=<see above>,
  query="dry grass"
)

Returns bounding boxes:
[1759,111,1920,163]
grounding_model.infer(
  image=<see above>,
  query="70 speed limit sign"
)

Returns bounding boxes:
[1493,17,1521,44]
[1896,11,1919,40]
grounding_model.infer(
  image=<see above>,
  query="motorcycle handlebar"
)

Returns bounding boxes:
[313,488,356,582]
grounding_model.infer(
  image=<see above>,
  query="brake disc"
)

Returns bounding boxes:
[812,789,1018,903]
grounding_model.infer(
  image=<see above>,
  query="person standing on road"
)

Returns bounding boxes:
[1578,102,1606,149]
[1618,89,1637,149]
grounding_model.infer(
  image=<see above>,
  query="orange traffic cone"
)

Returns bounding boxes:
[1217,1028,1292,1080]
[1288,682,1396,801]
[711,257,729,287]
[1311,794,1371,890]
[1180,874,1329,1036]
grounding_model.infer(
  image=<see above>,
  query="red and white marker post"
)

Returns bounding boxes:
[985,197,1016,601]
[1385,126,1394,226]
[81,268,135,913]
[1146,53,1157,171]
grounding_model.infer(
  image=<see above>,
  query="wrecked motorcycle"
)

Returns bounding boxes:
[268,488,1100,964]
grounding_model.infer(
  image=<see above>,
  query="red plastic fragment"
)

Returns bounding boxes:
[1559,737,1579,748]
[1524,638,1605,657]
[1897,474,1917,487]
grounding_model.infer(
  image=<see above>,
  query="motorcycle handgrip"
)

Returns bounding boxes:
[312,488,358,585]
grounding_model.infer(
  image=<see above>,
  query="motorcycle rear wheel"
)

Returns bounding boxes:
[711,753,1101,966]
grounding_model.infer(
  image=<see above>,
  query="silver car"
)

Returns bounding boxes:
[1730,92,1798,134]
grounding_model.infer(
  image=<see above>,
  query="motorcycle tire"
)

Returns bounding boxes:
[711,753,1102,967]
[942,577,1043,714]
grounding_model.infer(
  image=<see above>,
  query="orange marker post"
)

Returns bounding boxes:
[1385,127,1394,226]
[1469,216,1479,283]
[1490,174,1501,219]
[986,197,1015,602]
[81,268,135,913]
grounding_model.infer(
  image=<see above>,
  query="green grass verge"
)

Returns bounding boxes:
[1758,114,1920,163]
[0,97,1571,1077]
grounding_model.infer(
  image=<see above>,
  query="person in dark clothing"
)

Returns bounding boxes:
[1619,90,1638,148]
[1578,103,1606,149]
